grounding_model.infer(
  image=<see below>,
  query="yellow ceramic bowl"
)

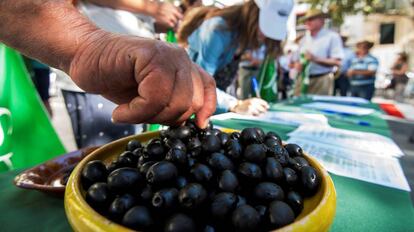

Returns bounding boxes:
[65,130,336,232]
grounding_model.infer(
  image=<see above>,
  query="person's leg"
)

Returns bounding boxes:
[308,73,333,96]
[364,83,375,101]
[350,85,360,98]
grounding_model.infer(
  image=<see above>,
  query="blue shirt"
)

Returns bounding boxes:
[349,54,379,86]
[298,28,344,75]
[340,47,355,74]
[187,17,237,76]
[187,17,239,114]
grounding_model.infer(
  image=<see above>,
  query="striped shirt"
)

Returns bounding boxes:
[349,54,379,86]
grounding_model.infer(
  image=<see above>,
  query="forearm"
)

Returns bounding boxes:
[0,0,101,72]
[312,57,341,67]
[353,70,376,76]
[84,0,159,16]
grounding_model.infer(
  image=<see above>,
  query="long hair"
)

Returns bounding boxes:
[177,1,281,57]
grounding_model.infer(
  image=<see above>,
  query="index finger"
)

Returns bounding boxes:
[194,65,216,129]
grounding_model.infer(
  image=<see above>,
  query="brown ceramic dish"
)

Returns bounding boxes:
[14,146,99,197]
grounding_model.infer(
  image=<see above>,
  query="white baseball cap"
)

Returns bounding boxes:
[254,0,294,41]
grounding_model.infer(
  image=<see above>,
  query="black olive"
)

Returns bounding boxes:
[138,161,156,176]
[300,166,320,196]
[236,195,247,208]
[253,127,265,141]
[126,139,142,152]
[238,162,262,183]
[208,153,234,171]
[253,182,284,203]
[143,142,166,161]
[240,128,263,145]
[81,160,108,189]
[217,132,230,146]
[107,161,121,173]
[132,147,144,158]
[232,204,260,232]
[225,139,242,160]
[164,138,187,152]
[269,201,295,228]
[202,134,221,154]
[265,131,282,145]
[218,170,239,192]
[264,137,280,149]
[169,126,192,142]
[203,225,216,232]
[176,176,188,189]
[190,163,213,183]
[178,183,207,209]
[285,143,304,157]
[85,182,111,211]
[288,157,302,172]
[230,132,241,140]
[122,206,154,231]
[286,191,303,216]
[108,194,137,221]
[146,161,178,185]
[119,151,138,165]
[137,156,151,168]
[187,137,202,157]
[107,167,144,194]
[187,157,196,168]
[160,129,170,140]
[210,192,238,219]
[140,185,153,203]
[152,188,179,209]
[165,148,188,166]
[255,205,268,222]
[295,157,309,168]
[243,144,267,164]
[164,213,196,232]
[116,155,135,168]
[283,167,298,187]
[264,157,283,182]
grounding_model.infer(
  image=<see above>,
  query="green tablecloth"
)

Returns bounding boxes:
[1,97,413,231]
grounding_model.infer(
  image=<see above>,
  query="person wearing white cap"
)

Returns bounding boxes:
[177,0,294,115]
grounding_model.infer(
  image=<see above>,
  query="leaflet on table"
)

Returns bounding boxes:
[288,125,404,158]
[310,95,370,105]
[287,137,410,191]
[301,102,375,116]
[211,112,328,126]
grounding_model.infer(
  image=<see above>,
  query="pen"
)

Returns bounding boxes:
[251,76,261,98]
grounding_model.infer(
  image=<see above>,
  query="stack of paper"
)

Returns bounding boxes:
[310,95,370,105]
[301,102,375,116]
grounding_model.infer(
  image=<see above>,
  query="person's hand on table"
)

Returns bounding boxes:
[70,33,216,127]
[229,98,269,116]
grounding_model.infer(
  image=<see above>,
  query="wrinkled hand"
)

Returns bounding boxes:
[230,98,269,116]
[69,30,216,128]
[153,2,182,28]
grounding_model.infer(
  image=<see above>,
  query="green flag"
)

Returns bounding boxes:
[0,44,66,172]
[299,53,310,95]
[258,55,278,103]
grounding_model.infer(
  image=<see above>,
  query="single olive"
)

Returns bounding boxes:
[253,182,284,203]
[187,137,202,157]
[225,139,242,161]
[152,188,179,209]
[138,161,156,176]
[288,157,302,172]
[286,191,304,216]
[264,137,280,149]
[300,166,320,196]
[165,148,188,166]
[238,162,262,182]
[265,131,282,145]
[169,126,192,141]
[253,128,265,141]
[264,157,284,182]
[217,132,230,147]
[178,183,207,209]
[202,134,221,154]
[285,143,304,157]
[218,170,239,192]
[116,155,135,168]
[243,144,267,164]
[164,138,187,152]
[164,213,196,232]
[203,225,216,232]
[126,139,142,152]
[240,128,263,145]
[230,132,241,140]
[210,192,238,219]
[232,204,260,232]
[283,167,298,187]
[108,194,137,221]
[146,161,178,185]
[122,206,154,231]
[85,182,111,211]
[294,157,309,168]
[143,142,166,161]
[190,163,213,183]
[81,160,108,189]
[107,167,144,193]
[132,147,144,158]
[119,151,138,165]
[208,152,234,171]
[269,201,295,228]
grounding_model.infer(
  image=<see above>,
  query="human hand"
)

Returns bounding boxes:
[347,69,354,77]
[69,30,216,128]
[153,2,183,28]
[229,98,269,116]
[304,51,315,61]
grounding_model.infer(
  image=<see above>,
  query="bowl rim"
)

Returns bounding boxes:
[65,130,336,232]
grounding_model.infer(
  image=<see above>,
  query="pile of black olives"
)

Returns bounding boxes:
[81,121,320,232]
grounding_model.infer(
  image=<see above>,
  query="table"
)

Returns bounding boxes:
[1,97,413,231]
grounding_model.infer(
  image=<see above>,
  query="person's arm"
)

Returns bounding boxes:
[84,0,182,28]
[348,69,376,77]
[0,0,216,127]
[305,33,344,68]
[305,52,341,67]
[392,63,408,76]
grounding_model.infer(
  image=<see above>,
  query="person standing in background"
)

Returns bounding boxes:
[294,9,344,96]
[30,60,53,117]
[347,40,379,101]
[333,35,354,96]
[390,52,409,102]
